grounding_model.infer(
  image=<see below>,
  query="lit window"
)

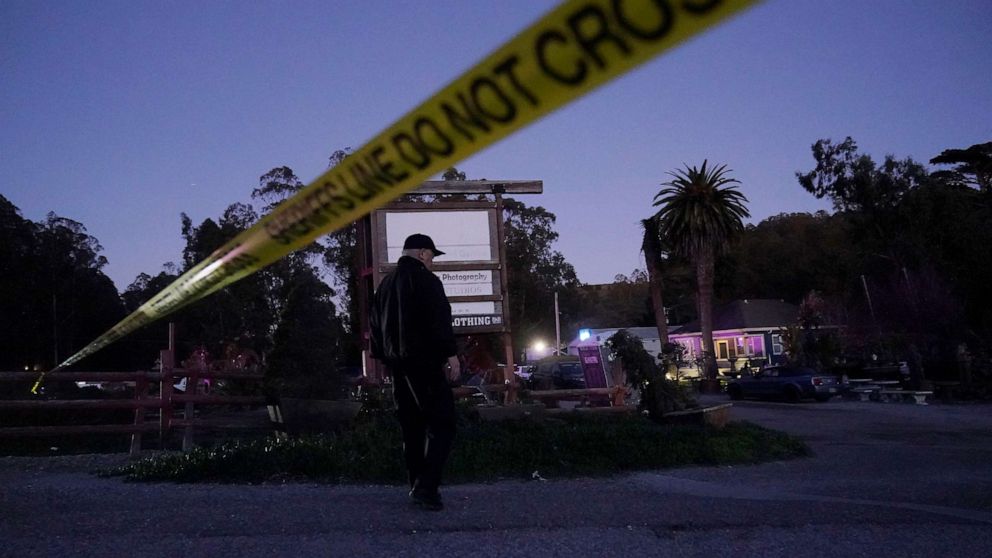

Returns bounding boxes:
[771,334,784,355]
[749,337,764,357]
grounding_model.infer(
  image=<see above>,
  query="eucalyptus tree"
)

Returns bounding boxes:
[0,196,125,370]
[796,137,992,348]
[502,198,580,354]
[652,161,749,380]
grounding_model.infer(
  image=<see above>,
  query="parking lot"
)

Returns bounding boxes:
[2,396,990,557]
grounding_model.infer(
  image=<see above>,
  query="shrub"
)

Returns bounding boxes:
[604,329,697,421]
[104,411,808,483]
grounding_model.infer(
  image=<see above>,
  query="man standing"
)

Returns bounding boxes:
[370,233,460,511]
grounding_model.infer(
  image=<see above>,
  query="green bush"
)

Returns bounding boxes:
[605,329,697,420]
[104,411,809,483]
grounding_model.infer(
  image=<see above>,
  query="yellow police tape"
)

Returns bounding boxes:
[33,0,758,393]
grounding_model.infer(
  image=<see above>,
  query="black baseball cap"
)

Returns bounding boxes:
[403,233,444,256]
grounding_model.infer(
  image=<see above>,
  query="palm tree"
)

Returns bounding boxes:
[652,160,749,381]
[641,217,669,346]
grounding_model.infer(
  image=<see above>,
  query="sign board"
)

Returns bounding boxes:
[371,204,508,335]
[577,345,610,389]
[451,301,496,315]
[438,270,494,297]
[385,211,494,262]
[452,314,503,328]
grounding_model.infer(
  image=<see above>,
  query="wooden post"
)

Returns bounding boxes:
[494,192,517,405]
[129,373,149,457]
[159,349,174,446]
[503,332,516,404]
[182,365,199,451]
[355,215,382,386]
[267,404,287,440]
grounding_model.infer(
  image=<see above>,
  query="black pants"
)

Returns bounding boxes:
[390,360,456,493]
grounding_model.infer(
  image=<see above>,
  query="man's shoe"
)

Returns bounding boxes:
[409,488,443,511]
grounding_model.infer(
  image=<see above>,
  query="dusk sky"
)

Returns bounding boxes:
[3,0,990,292]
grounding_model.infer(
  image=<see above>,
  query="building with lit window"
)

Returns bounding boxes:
[567,299,800,378]
[668,299,799,376]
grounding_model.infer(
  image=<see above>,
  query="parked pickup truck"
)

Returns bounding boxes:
[727,365,847,403]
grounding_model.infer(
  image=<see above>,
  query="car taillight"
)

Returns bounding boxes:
[812,377,823,386]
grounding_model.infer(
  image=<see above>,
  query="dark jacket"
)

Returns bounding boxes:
[370,256,456,366]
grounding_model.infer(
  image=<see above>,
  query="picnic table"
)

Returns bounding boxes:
[850,385,879,401]
[932,381,961,401]
[846,380,897,401]
[878,388,933,405]
[864,381,933,405]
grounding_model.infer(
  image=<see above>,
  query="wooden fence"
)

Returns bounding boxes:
[0,350,267,456]
[2,355,634,457]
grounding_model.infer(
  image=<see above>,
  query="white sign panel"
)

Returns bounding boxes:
[385,211,492,262]
[451,301,496,316]
[452,315,503,328]
[436,270,493,297]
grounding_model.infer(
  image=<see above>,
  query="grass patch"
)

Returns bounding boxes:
[104,411,809,484]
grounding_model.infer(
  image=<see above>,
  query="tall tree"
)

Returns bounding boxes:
[0,196,125,370]
[502,198,580,353]
[641,217,669,345]
[442,167,467,181]
[652,161,750,380]
[893,175,992,345]
[266,263,346,398]
[36,213,126,369]
[249,151,361,364]
[796,137,929,269]
[796,137,928,214]
[426,166,471,202]
[172,204,277,360]
[320,149,363,363]
[717,211,856,304]
[793,137,992,359]
[930,141,992,194]
[252,167,303,213]
[121,267,180,359]
[575,270,653,330]
[0,196,38,370]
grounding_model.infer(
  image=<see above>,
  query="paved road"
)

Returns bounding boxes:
[2,397,991,557]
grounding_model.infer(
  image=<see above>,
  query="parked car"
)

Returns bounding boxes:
[726,365,847,403]
[526,358,586,390]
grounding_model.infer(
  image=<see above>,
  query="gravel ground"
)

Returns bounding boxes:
[2,397,991,557]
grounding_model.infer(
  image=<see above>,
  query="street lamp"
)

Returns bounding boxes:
[527,340,550,363]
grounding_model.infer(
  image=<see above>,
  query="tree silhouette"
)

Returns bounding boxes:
[652,161,749,380]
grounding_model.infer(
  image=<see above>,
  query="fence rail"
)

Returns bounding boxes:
[2,359,632,455]
[0,350,269,455]
[0,371,160,382]
[0,399,164,411]
[0,423,161,436]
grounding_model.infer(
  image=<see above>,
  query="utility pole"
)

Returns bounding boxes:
[861,274,877,325]
[554,291,561,355]
[52,294,58,366]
